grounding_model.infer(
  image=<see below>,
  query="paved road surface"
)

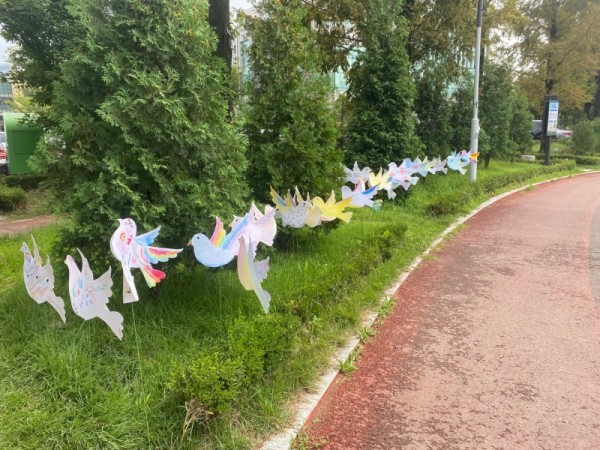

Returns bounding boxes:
[305,173,600,449]
[0,215,54,237]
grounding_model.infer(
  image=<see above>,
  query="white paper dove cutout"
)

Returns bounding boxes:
[343,161,372,184]
[110,218,182,303]
[341,178,379,208]
[191,203,277,268]
[237,237,271,313]
[65,250,123,340]
[20,236,66,323]
[429,157,448,175]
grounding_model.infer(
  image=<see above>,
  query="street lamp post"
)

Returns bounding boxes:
[469,0,484,183]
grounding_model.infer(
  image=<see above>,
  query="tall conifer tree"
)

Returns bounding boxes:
[34,0,248,264]
[345,0,421,168]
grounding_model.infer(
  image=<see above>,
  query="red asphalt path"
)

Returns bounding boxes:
[305,173,600,449]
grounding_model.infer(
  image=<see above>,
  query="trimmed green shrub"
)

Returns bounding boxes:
[0,174,47,190]
[0,184,26,211]
[571,119,600,154]
[168,352,243,416]
[545,154,600,165]
[228,314,299,382]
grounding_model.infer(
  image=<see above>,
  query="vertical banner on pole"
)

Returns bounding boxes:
[542,95,559,165]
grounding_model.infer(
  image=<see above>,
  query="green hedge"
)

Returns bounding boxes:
[0,173,47,190]
[551,154,600,165]
[0,183,26,211]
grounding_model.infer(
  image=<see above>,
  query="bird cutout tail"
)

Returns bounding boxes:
[45,292,66,323]
[96,308,124,340]
[141,265,166,288]
[338,209,354,223]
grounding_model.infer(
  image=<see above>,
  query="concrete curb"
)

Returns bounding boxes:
[258,170,600,450]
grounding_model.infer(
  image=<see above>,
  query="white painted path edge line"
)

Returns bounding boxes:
[259,170,600,450]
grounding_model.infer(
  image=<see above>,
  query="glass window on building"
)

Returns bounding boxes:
[0,82,13,112]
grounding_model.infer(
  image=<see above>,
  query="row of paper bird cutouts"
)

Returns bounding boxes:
[20,151,478,340]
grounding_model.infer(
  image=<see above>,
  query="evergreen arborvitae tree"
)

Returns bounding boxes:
[414,70,452,158]
[448,76,474,152]
[345,0,421,169]
[244,0,343,201]
[509,90,534,159]
[34,0,248,265]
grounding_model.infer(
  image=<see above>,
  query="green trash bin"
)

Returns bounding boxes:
[4,112,43,175]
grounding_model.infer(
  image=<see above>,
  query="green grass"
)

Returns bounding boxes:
[0,160,580,449]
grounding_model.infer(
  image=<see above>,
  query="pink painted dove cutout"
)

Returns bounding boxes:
[110,218,182,303]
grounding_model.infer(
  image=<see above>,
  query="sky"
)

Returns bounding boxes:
[231,0,252,9]
[0,1,253,66]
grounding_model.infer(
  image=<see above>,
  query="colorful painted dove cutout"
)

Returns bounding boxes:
[191,204,277,268]
[237,237,271,313]
[388,162,420,191]
[110,218,182,303]
[20,235,66,323]
[65,250,124,340]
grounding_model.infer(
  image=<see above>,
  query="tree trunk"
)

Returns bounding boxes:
[592,70,600,118]
[209,0,232,72]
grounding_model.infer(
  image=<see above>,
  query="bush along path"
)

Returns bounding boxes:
[302,172,600,449]
[0,161,579,449]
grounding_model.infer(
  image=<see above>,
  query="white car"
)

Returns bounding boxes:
[531,120,572,140]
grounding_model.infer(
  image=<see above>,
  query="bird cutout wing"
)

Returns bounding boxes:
[209,217,227,246]
[344,161,372,184]
[239,204,278,252]
[312,191,353,223]
[270,187,291,212]
[31,235,43,266]
[65,251,123,340]
[237,237,271,314]
[271,187,309,227]
[20,237,66,323]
